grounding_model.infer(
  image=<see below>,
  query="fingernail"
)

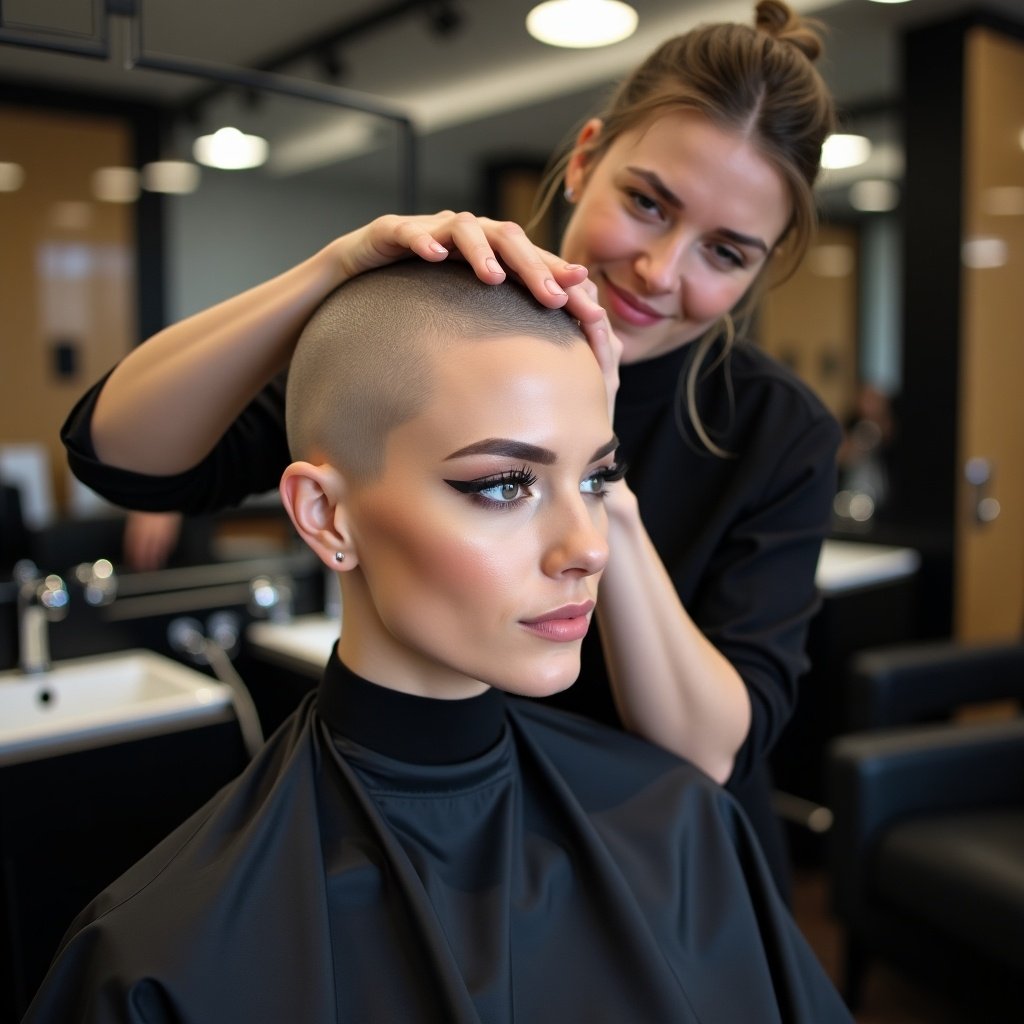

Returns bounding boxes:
[545,278,566,296]
[430,242,448,255]
[565,263,585,273]
[486,257,505,276]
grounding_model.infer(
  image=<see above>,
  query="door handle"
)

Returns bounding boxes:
[964,457,1001,524]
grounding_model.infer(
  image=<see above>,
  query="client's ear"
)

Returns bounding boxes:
[279,462,359,571]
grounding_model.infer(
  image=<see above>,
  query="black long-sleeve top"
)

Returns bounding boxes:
[61,338,840,783]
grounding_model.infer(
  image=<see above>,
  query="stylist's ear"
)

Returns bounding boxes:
[280,462,359,570]
[565,118,603,200]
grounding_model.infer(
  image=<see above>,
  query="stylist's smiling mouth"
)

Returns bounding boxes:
[599,275,675,329]
[520,601,595,643]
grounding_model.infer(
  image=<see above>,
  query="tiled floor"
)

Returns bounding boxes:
[791,868,963,1024]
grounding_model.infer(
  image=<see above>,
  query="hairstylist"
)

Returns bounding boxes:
[62,0,840,897]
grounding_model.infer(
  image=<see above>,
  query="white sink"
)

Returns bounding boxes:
[247,613,340,675]
[0,650,234,766]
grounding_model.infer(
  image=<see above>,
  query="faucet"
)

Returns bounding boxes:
[248,574,294,624]
[74,558,118,606]
[14,559,69,674]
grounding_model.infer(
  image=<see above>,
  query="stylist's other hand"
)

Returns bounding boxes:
[122,511,183,573]
[335,211,589,309]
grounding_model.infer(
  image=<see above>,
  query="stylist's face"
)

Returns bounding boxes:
[561,110,791,364]
[341,335,617,701]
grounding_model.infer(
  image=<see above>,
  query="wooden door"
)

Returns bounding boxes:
[955,28,1024,641]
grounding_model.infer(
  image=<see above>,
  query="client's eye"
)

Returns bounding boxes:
[581,461,627,496]
[444,467,538,509]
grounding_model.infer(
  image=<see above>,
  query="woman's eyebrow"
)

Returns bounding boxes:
[627,166,769,253]
[590,437,620,462]
[444,435,619,465]
[445,439,556,464]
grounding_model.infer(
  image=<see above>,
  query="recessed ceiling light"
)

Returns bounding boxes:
[92,166,140,204]
[822,134,872,170]
[0,162,25,192]
[526,0,638,49]
[962,236,1008,269]
[193,127,268,170]
[141,160,202,195]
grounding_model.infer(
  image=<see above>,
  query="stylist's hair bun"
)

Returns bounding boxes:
[755,0,825,63]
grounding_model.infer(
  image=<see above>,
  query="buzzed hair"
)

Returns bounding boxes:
[286,260,585,480]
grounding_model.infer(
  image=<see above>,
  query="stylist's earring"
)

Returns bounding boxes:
[563,185,575,203]
[334,552,345,564]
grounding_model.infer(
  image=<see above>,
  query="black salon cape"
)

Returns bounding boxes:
[25,653,852,1024]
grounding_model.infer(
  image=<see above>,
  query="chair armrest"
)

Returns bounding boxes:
[846,639,1024,729]
[827,717,1024,920]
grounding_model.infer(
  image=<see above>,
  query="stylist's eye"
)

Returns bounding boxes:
[628,190,662,219]
[710,243,745,270]
[445,467,537,508]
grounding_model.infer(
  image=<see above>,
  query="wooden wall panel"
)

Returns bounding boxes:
[0,104,135,514]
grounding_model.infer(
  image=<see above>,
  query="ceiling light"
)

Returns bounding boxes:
[821,134,872,170]
[0,162,25,192]
[526,0,638,49]
[193,127,269,170]
[866,0,913,5]
[92,167,140,203]
[141,160,202,195]
[962,236,1008,270]
[849,179,899,212]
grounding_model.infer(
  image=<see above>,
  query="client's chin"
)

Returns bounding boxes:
[489,648,582,700]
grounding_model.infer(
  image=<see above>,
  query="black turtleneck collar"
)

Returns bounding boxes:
[316,645,506,765]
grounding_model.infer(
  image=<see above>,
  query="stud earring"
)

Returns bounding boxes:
[563,185,575,203]
[334,552,345,563]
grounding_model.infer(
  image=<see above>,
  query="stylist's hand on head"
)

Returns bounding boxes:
[339,210,590,309]
[568,276,621,423]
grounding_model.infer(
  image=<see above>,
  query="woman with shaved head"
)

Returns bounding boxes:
[32,262,851,1023]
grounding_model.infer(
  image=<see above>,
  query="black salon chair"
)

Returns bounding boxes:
[826,639,1024,1019]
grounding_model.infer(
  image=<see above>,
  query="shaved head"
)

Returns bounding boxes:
[286,261,585,480]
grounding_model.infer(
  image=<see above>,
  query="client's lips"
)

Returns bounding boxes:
[601,276,671,327]
[520,602,595,642]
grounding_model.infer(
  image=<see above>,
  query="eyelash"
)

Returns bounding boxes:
[583,461,628,495]
[445,467,538,510]
[445,461,627,509]
[628,189,662,219]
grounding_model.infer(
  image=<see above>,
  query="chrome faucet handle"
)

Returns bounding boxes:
[13,560,69,620]
[248,574,294,623]
[36,574,70,621]
[74,558,118,606]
